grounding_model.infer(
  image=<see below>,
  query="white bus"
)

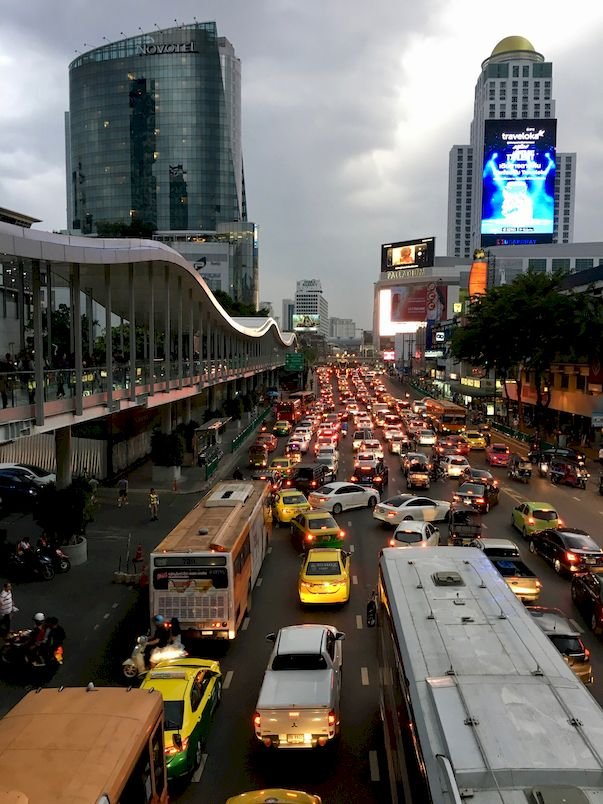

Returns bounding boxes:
[376,546,603,804]
[150,481,272,640]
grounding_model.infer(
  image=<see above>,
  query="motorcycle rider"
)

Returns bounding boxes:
[144,614,170,667]
[43,616,66,665]
[27,612,48,666]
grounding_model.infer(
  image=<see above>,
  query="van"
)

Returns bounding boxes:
[352,429,374,451]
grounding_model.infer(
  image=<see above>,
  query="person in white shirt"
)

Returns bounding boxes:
[0,582,16,636]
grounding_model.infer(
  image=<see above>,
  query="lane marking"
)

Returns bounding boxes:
[267,546,272,554]
[223,670,234,689]
[191,753,208,783]
[256,577,263,587]
[361,666,370,686]
[112,602,119,609]
[347,521,352,527]
[572,496,581,501]
[103,613,110,620]
[356,615,363,630]
[242,617,251,631]
[93,623,99,630]
[352,575,358,585]
[349,544,355,553]
[369,750,381,782]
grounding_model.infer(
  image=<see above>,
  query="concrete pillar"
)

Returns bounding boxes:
[188,290,194,382]
[129,264,136,402]
[55,426,73,490]
[164,266,171,391]
[161,402,172,434]
[177,276,183,390]
[86,290,94,359]
[73,264,83,416]
[32,261,45,425]
[46,263,53,368]
[185,397,192,423]
[17,258,26,354]
[148,265,155,396]
[105,266,113,409]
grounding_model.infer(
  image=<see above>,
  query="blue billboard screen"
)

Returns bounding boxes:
[481,119,557,246]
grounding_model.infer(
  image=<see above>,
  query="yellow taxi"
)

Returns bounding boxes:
[290,509,345,552]
[464,430,488,450]
[272,489,311,525]
[140,658,221,781]
[298,548,351,605]
[270,456,295,478]
[226,791,321,804]
[273,419,293,436]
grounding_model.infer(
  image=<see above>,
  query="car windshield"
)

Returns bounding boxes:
[395,531,423,544]
[295,469,315,480]
[272,653,327,671]
[163,700,184,730]
[18,464,50,477]
[563,534,599,551]
[306,560,341,575]
[533,509,558,521]
[492,446,508,453]
[358,454,375,462]
[450,458,467,465]
[272,460,288,467]
[549,635,584,656]
[459,483,485,494]
[384,495,414,507]
[483,546,518,558]
[282,494,305,505]
[309,516,337,530]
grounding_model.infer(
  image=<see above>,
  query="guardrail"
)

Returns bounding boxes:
[230,407,272,453]
[205,453,222,482]
[490,422,554,451]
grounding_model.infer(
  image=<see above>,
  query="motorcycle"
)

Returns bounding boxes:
[0,628,64,676]
[38,544,71,573]
[6,550,55,581]
[122,634,187,680]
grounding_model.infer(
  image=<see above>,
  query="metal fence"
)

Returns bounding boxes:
[231,407,272,453]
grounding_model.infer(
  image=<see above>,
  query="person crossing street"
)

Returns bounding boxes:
[149,488,159,521]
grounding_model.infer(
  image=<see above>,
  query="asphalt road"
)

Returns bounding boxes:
[1,373,603,804]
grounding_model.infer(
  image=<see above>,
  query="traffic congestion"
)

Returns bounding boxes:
[1,363,603,803]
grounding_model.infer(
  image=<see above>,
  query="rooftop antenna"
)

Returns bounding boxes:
[153,23,161,31]
[120,32,127,39]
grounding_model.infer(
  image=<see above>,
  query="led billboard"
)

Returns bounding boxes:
[378,283,448,337]
[293,314,319,332]
[481,119,557,246]
[381,237,435,273]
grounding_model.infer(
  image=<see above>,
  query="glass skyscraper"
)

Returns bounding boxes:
[66,22,246,236]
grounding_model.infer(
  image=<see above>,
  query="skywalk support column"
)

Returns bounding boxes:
[188,289,194,383]
[73,264,83,416]
[164,266,171,392]
[105,266,113,410]
[32,260,45,425]
[148,265,155,397]
[55,426,72,490]
[129,264,136,402]
[177,276,183,390]
[46,263,53,369]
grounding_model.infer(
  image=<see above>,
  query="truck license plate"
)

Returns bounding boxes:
[287,734,305,744]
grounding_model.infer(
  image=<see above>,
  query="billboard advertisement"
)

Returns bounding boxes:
[481,119,557,246]
[378,283,448,337]
[381,237,435,273]
[293,314,319,332]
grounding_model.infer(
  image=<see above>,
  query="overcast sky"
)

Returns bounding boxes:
[1,1,603,328]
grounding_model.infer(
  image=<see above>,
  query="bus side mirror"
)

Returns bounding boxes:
[266,633,276,642]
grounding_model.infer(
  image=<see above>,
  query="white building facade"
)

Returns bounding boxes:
[329,317,357,339]
[447,36,576,258]
[294,279,329,338]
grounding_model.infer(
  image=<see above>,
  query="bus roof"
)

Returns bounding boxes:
[424,398,466,412]
[0,686,163,804]
[379,547,603,801]
[153,481,267,554]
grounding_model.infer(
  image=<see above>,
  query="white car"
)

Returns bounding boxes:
[417,429,437,446]
[0,463,56,486]
[389,521,441,548]
[440,455,471,478]
[316,447,339,477]
[308,482,380,514]
[359,439,384,460]
[288,435,309,454]
[373,493,451,525]
[383,427,402,442]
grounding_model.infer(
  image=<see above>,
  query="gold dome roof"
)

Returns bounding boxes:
[491,36,536,56]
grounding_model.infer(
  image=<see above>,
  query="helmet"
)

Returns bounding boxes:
[153,614,165,625]
[33,612,45,623]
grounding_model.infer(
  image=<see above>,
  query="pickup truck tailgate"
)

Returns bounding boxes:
[257,669,334,709]
[492,559,542,602]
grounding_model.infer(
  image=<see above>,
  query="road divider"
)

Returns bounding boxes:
[361,667,370,686]
[223,670,234,689]
[356,615,363,630]
[369,750,380,782]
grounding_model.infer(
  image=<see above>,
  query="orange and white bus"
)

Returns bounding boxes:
[424,398,467,434]
[0,685,168,803]
[150,480,272,640]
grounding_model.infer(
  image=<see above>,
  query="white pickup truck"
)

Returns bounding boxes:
[254,624,345,749]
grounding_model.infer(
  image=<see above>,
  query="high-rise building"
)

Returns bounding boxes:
[281,299,295,332]
[447,36,576,258]
[65,22,258,306]
[294,280,329,338]
[329,318,357,339]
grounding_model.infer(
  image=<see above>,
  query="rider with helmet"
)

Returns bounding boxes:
[27,612,48,666]
[144,614,170,666]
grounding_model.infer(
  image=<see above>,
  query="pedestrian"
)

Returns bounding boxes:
[366,590,377,628]
[117,477,129,507]
[599,445,603,467]
[0,582,17,636]
[232,467,243,480]
[149,487,159,521]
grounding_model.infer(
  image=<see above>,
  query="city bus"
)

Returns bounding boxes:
[0,686,167,803]
[288,390,316,411]
[276,397,302,423]
[150,480,272,640]
[424,398,467,433]
[376,546,603,804]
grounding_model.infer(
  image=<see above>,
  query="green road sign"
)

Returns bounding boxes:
[285,353,304,371]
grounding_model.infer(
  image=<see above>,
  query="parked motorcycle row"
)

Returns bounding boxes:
[0,539,71,582]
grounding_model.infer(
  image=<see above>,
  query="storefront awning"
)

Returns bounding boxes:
[450,382,501,399]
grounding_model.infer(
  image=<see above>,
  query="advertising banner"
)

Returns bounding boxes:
[481,119,557,246]
[381,237,435,273]
[390,283,448,323]
[292,314,319,331]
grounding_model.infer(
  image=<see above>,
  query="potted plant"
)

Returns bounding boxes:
[34,477,95,565]
[150,429,184,484]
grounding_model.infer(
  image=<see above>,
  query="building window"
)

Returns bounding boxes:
[523,66,529,77]
[576,374,587,392]
[544,111,551,117]
[575,258,594,270]
[500,111,506,118]
[552,258,570,271]
[559,374,570,390]
[528,259,547,273]
[512,66,519,77]
[522,111,528,118]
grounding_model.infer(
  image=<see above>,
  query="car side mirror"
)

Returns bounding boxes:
[266,633,276,642]
[335,631,346,641]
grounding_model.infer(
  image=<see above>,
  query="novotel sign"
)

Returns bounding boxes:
[137,42,197,56]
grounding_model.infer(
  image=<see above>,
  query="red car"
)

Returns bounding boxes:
[486,442,511,466]
[255,433,278,453]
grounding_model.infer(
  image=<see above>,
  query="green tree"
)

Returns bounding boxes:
[213,290,270,317]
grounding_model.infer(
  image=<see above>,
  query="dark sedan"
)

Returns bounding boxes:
[571,572,603,633]
[0,472,40,511]
[452,481,499,513]
[350,463,389,493]
[528,527,603,576]
[459,467,499,487]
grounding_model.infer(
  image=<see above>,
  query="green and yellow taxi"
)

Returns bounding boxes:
[273,419,293,436]
[298,548,351,605]
[511,501,561,538]
[464,430,488,450]
[290,509,345,552]
[226,791,321,804]
[272,489,311,525]
[270,456,295,478]
[140,658,221,780]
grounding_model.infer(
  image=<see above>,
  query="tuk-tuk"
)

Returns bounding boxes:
[406,461,431,490]
[284,442,303,465]
[550,458,590,490]
[448,505,483,546]
[507,453,532,484]
[248,443,269,468]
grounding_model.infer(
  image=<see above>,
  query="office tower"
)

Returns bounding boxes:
[329,318,357,339]
[294,280,329,338]
[447,36,576,258]
[281,299,295,331]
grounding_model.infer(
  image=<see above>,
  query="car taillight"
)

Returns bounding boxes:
[339,530,345,538]
[527,517,535,525]
[254,712,261,729]
[328,709,336,727]
[475,498,484,504]
[536,580,542,588]
[389,538,396,546]
[584,646,591,659]
[351,475,358,482]
[311,480,317,487]
[306,533,314,541]
[374,476,382,482]
[165,736,189,755]
[566,552,577,563]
